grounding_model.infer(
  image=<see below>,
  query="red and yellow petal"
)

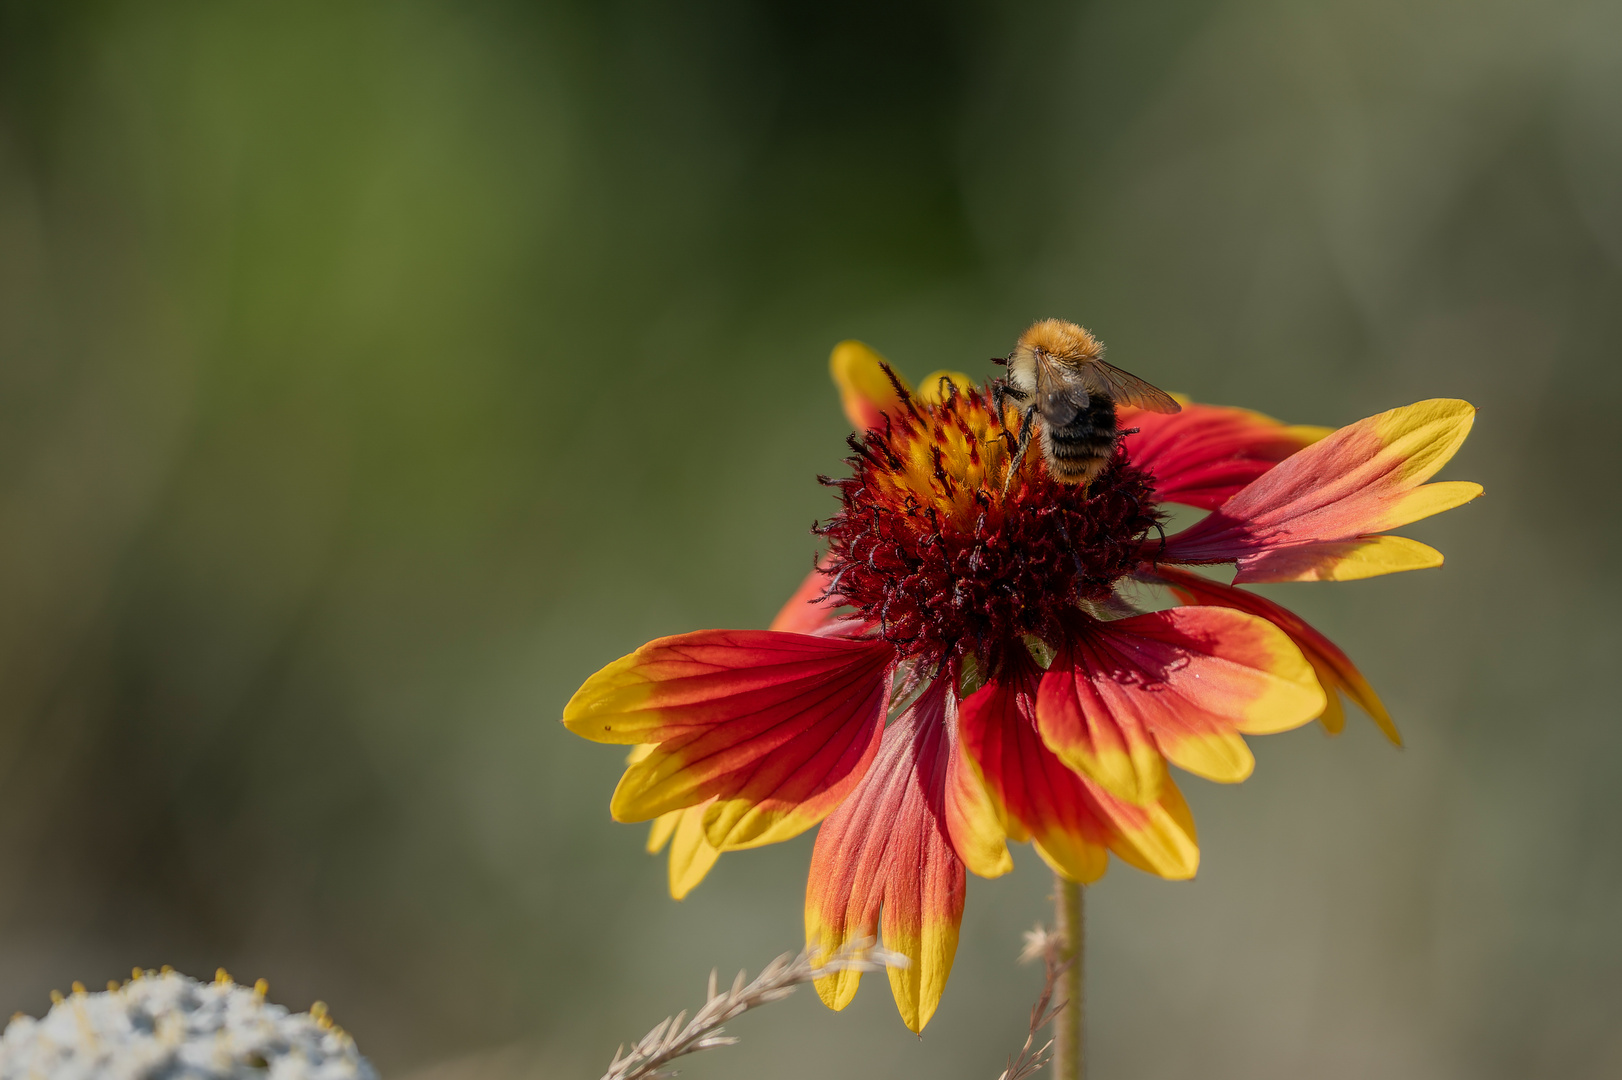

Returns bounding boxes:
[1153,565,1399,745]
[1234,535,1445,582]
[769,560,838,634]
[805,680,966,1032]
[769,559,874,640]
[1036,609,1324,792]
[830,340,910,432]
[563,630,896,848]
[943,711,1014,879]
[1035,628,1166,805]
[914,370,977,406]
[1161,399,1482,582]
[1095,773,1201,879]
[1120,398,1329,510]
[639,745,722,898]
[958,651,1200,883]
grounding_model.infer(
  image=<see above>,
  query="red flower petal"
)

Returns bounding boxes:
[563,630,896,848]
[958,651,1200,883]
[943,702,1014,880]
[1120,400,1328,510]
[830,340,910,432]
[1036,609,1325,797]
[769,561,838,634]
[805,680,966,1032]
[769,561,877,640]
[1153,565,1399,744]
[1035,631,1165,806]
[1161,399,1482,581]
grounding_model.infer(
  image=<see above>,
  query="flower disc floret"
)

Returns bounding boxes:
[815,376,1161,667]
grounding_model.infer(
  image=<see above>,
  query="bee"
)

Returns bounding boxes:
[994,318,1181,490]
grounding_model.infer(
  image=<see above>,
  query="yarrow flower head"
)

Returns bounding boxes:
[564,330,1481,1032]
[0,968,375,1080]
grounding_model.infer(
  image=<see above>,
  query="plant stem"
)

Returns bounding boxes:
[1051,873,1084,1080]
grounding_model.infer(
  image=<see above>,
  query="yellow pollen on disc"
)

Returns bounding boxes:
[877,393,1019,526]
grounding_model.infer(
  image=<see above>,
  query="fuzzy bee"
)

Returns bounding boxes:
[994,318,1181,490]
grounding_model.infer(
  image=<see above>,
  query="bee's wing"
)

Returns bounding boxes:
[1079,360,1182,414]
[1034,354,1088,426]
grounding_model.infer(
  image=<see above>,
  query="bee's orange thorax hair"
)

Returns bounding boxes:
[1016,318,1103,364]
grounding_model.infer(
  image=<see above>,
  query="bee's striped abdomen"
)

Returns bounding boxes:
[1042,397,1118,484]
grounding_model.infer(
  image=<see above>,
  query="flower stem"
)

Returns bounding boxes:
[1052,873,1084,1080]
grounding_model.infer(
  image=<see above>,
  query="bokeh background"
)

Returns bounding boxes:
[1,1,1619,1077]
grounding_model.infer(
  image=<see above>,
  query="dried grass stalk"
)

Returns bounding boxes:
[994,924,1074,1080]
[600,941,903,1080]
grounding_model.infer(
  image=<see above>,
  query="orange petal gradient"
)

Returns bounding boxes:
[563,630,895,848]
[830,340,909,432]
[958,651,1200,883]
[1120,399,1329,510]
[1154,565,1399,744]
[805,680,966,1032]
[1161,399,1482,582]
[1037,609,1325,797]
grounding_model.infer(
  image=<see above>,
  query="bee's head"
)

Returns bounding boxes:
[1017,318,1103,364]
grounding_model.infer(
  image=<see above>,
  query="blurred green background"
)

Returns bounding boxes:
[1,1,1618,1077]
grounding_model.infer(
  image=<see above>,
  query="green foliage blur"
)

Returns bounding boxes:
[1,1,1618,1077]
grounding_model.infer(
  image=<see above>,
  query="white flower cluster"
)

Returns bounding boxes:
[0,969,377,1080]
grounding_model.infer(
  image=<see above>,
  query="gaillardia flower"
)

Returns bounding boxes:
[564,337,1480,1031]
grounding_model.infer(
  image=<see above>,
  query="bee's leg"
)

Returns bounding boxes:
[991,378,1020,419]
[990,379,1027,454]
[992,379,1027,413]
[1000,402,1038,495]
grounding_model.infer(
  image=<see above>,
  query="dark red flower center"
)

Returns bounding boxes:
[815,375,1161,669]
